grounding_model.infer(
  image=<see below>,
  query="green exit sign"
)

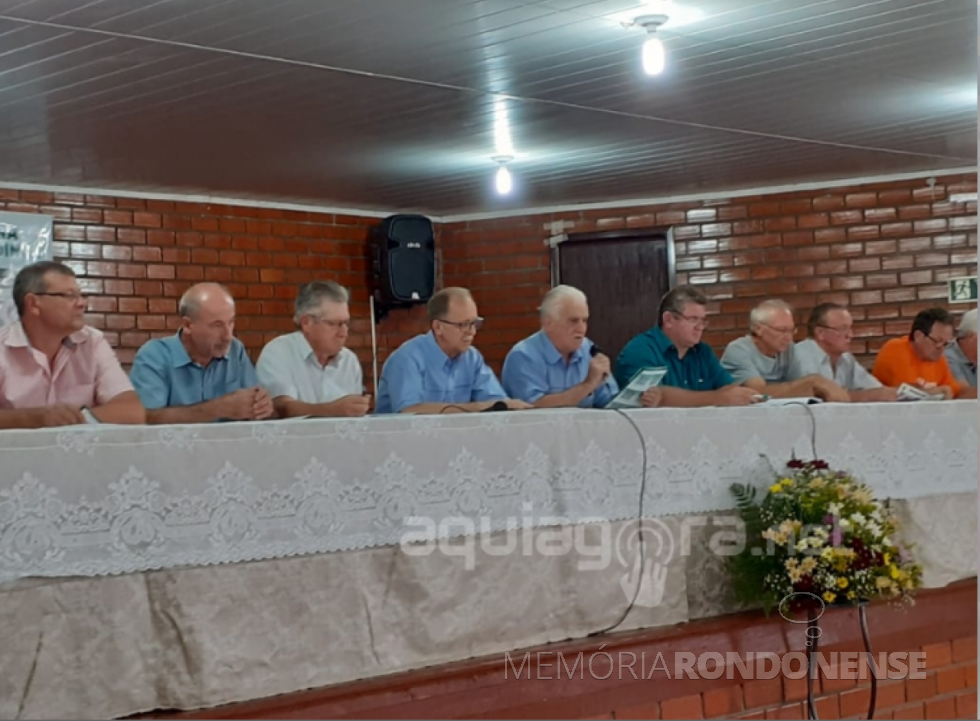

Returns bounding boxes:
[948,276,978,303]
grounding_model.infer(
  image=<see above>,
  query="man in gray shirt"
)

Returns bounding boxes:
[721,299,850,402]
[945,308,977,397]
[795,303,897,402]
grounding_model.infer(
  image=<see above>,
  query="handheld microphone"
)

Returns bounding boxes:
[589,343,609,380]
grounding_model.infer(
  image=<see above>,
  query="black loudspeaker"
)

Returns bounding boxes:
[370,214,435,318]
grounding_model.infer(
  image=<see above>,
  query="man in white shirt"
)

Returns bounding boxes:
[795,303,897,402]
[721,299,850,402]
[256,281,369,417]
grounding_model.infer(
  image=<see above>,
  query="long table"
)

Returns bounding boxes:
[0,402,976,719]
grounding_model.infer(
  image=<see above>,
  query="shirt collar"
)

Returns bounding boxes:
[534,331,587,366]
[420,331,457,368]
[297,331,342,368]
[4,322,89,349]
[169,330,229,368]
[649,326,680,355]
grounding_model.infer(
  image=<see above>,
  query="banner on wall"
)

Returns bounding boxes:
[0,211,54,327]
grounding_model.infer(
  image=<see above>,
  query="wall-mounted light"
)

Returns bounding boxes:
[492,155,513,195]
[635,13,668,76]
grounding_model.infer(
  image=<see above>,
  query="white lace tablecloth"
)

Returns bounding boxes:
[0,401,976,583]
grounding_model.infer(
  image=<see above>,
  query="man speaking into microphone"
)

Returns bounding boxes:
[503,286,659,409]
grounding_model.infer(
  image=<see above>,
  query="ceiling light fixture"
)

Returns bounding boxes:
[492,155,513,195]
[636,14,668,75]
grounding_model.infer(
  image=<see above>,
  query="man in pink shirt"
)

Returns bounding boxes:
[0,261,145,429]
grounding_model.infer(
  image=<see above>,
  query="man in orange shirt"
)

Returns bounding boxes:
[872,308,964,400]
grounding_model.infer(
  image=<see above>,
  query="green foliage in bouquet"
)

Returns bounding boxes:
[727,458,923,614]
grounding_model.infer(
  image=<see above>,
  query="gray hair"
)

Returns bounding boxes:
[294,280,350,323]
[539,285,587,320]
[12,260,75,317]
[178,283,234,320]
[749,299,794,330]
[657,285,708,327]
[957,308,978,338]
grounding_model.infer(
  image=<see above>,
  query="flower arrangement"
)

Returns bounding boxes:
[727,458,923,613]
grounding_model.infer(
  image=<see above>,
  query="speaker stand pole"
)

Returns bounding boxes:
[369,294,380,400]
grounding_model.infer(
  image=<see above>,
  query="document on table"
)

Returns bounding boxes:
[605,367,668,409]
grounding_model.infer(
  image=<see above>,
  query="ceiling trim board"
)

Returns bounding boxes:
[1,165,975,225]
[440,166,979,223]
[0,181,399,220]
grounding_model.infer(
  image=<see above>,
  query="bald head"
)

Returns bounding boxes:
[179,283,235,320]
[178,283,237,362]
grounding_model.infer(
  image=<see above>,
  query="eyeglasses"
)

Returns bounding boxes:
[817,324,853,336]
[926,333,954,348]
[762,323,796,336]
[437,317,484,332]
[672,312,709,329]
[34,291,87,302]
[310,317,350,329]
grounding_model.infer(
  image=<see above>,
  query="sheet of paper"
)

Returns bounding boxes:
[605,367,668,409]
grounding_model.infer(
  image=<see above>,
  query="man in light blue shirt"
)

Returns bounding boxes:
[375,287,531,414]
[795,302,896,402]
[130,283,274,423]
[503,285,618,408]
[945,308,977,395]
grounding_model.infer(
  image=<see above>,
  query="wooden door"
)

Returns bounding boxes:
[554,229,675,362]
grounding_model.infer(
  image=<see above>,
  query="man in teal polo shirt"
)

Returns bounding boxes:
[614,285,760,407]
[130,283,274,423]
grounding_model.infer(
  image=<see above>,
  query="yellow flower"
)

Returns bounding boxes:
[800,557,817,573]
[890,566,902,580]
[852,489,872,504]
[808,478,825,489]
[846,591,856,600]
[836,486,848,499]
[781,478,793,486]
[836,577,849,589]
[822,591,836,603]
[883,553,891,565]
[769,484,783,494]
[876,576,892,589]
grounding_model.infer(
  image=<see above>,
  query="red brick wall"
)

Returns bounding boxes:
[1,171,976,381]
[441,172,978,371]
[0,188,431,387]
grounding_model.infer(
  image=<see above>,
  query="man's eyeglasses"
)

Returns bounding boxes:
[817,324,853,336]
[762,323,796,336]
[310,317,350,329]
[437,317,484,332]
[34,291,87,302]
[926,333,954,348]
[671,312,709,329]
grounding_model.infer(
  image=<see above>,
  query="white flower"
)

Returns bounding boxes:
[851,512,867,526]
[828,502,841,516]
